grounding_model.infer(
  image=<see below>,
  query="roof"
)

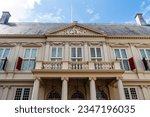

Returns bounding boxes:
[0,22,150,36]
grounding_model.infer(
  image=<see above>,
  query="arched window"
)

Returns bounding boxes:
[96,90,108,100]
[71,90,84,100]
[47,90,61,100]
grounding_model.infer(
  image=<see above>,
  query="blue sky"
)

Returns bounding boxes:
[0,0,150,24]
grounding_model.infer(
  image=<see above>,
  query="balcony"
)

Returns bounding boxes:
[35,61,121,70]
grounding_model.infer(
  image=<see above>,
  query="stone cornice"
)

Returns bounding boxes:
[107,36,150,39]
[0,34,46,38]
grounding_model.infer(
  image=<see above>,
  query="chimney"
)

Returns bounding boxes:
[135,13,147,26]
[0,11,11,24]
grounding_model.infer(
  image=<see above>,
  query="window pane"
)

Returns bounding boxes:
[114,49,121,58]
[22,88,30,100]
[90,48,95,57]
[3,48,10,58]
[71,48,76,57]
[140,49,146,58]
[29,60,35,70]
[24,49,30,58]
[123,60,129,70]
[121,49,127,58]
[0,60,4,70]
[51,48,56,57]
[124,88,130,99]
[130,88,138,99]
[57,48,62,57]
[146,49,150,59]
[22,60,28,70]
[31,49,37,58]
[77,48,82,57]
[96,48,101,57]
[0,49,3,58]
[14,88,22,100]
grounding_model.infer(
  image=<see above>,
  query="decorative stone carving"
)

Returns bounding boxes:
[49,42,65,46]
[0,42,16,47]
[69,41,84,46]
[64,26,87,35]
[21,42,43,47]
[88,42,103,46]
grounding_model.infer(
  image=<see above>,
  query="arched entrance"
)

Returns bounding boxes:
[96,90,108,100]
[47,90,61,100]
[71,90,84,100]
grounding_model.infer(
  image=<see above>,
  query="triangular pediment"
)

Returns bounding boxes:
[46,23,106,36]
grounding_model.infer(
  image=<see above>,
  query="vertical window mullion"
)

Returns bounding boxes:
[145,49,148,59]
[95,48,97,58]
[56,48,58,58]
[20,88,24,100]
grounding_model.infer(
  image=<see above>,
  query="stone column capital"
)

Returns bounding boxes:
[116,76,123,80]
[3,85,10,89]
[89,77,96,81]
[141,85,148,88]
[61,77,69,81]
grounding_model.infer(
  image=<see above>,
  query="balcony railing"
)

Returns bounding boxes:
[43,61,62,69]
[69,61,88,70]
[35,61,121,70]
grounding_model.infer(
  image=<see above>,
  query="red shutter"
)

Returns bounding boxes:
[16,57,23,70]
[129,57,136,70]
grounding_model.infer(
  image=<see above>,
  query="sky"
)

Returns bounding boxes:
[0,0,150,24]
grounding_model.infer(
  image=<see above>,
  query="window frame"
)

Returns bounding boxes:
[113,48,130,70]
[89,47,102,61]
[14,87,32,100]
[139,48,150,60]
[71,47,83,61]
[50,47,63,61]
[0,48,11,70]
[21,48,37,71]
[124,87,139,100]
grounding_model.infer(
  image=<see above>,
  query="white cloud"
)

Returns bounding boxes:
[140,0,150,23]
[86,8,94,14]
[0,0,41,22]
[90,13,100,22]
[33,9,65,22]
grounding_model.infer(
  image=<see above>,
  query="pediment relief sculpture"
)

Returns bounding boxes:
[46,24,106,36]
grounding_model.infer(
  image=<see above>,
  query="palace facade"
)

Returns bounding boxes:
[0,12,150,100]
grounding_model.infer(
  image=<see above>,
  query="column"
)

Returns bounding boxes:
[44,42,50,61]
[84,42,89,61]
[1,86,9,100]
[61,77,69,100]
[117,78,125,100]
[64,42,69,61]
[102,42,109,61]
[89,77,96,100]
[141,85,150,100]
[31,78,40,100]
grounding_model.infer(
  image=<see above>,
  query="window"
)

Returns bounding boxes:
[139,49,150,70]
[114,49,130,70]
[124,88,138,100]
[47,90,61,100]
[96,90,108,100]
[139,49,150,59]
[0,48,10,70]
[14,88,31,100]
[71,90,84,100]
[71,47,82,61]
[50,47,62,61]
[22,48,37,71]
[90,48,102,61]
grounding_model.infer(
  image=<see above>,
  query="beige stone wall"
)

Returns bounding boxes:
[0,30,150,100]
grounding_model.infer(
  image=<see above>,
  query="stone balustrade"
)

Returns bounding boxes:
[35,61,121,70]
